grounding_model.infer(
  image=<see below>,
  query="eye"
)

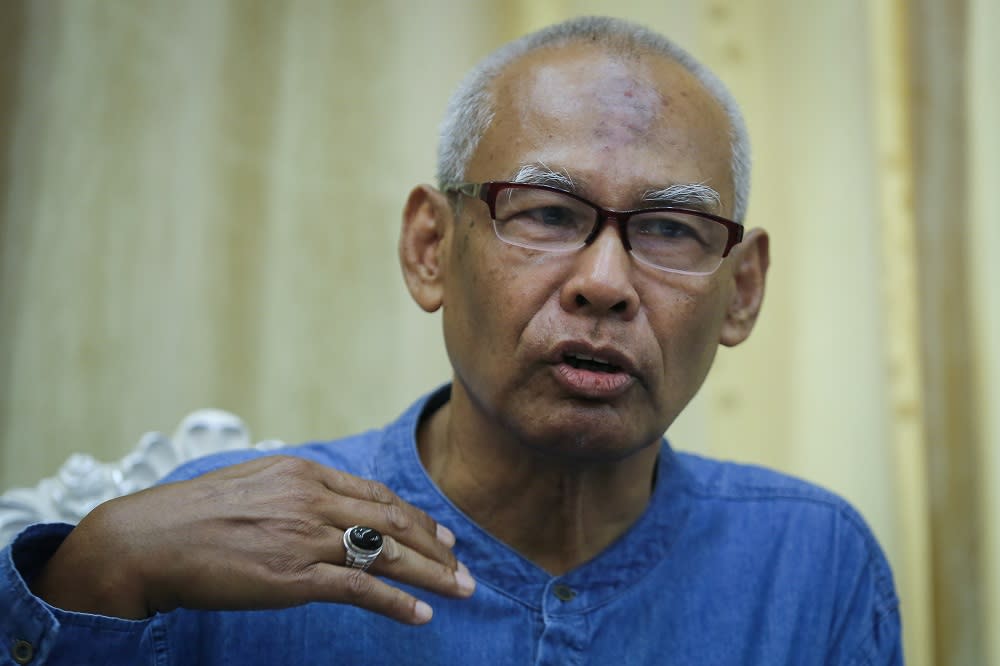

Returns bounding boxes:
[527,206,577,227]
[491,187,592,248]
[634,216,704,243]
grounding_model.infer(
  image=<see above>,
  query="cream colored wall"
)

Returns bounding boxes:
[0,2,993,664]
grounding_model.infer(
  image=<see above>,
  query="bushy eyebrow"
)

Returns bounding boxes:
[511,162,722,211]
[641,183,722,210]
[510,163,577,190]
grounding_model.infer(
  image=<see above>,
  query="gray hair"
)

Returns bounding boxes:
[437,16,751,223]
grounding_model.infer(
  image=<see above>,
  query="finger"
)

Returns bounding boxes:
[204,456,438,536]
[218,456,456,552]
[315,472,447,543]
[368,535,475,599]
[307,563,435,625]
[312,492,459,570]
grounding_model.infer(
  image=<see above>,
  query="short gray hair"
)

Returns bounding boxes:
[437,16,751,223]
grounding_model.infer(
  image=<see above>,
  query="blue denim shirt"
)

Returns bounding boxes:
[2,387,901,665]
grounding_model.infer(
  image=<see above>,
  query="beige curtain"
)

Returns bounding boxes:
[967,0,999,663]
[1,1,995,664]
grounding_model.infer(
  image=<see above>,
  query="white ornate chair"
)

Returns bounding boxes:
[0,410,284,546]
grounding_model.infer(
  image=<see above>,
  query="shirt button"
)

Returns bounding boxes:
[11,639,35,664]
[552,584,577,602]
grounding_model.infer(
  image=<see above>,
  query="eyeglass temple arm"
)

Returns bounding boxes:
[446,183,487,200]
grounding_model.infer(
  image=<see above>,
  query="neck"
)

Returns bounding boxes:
[417,386,659,575]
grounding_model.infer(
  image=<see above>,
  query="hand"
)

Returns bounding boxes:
[31,456,475,624]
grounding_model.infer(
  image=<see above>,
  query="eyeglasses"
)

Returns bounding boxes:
[444,181,743,276]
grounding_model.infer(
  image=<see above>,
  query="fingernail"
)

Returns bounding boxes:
[455,562,476,594]
[414,600,433,623]
[436,523,456,547]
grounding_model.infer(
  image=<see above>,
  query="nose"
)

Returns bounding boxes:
[559,222,639,320]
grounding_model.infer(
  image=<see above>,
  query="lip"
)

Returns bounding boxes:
[548,340,640,399]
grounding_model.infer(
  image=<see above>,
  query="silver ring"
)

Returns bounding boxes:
[343,525,384,571]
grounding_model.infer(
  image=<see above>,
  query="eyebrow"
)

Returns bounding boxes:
[641,183,722,211]
[510,163,722,212]
[510,163,577,190]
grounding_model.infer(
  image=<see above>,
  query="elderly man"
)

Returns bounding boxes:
[1,16,901,665]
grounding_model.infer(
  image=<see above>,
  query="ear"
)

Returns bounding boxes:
[399,185,453,313]
[719,228,770,347]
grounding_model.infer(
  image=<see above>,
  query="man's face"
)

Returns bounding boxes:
[439,43,740,459]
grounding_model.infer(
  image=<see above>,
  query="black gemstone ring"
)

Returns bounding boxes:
[343,526,384,571]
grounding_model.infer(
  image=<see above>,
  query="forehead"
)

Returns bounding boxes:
[466,43,733,205]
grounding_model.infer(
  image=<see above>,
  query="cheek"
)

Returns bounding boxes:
[442,235,556,364]
[651,282,730,385]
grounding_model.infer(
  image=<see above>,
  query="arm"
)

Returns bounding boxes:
[829,513,904,666]
[2,523,158,665]
[30,455,473,622]
[1,455,474,664]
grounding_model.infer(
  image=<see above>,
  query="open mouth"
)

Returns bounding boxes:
[563,353,622,374]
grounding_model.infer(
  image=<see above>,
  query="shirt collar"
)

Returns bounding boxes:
[373,385,694,613]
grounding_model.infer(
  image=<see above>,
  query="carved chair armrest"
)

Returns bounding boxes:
[0,409,284,546]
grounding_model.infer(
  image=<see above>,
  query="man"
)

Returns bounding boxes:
[1,16,901,665]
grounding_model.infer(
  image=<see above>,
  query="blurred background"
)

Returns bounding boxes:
[0,1,996,664]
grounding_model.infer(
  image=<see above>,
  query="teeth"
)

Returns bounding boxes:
[565,353,620,372]
[570,354,607,364]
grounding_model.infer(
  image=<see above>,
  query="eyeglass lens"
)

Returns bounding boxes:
[491,186,729,274]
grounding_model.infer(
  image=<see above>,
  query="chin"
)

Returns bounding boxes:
[486,386,659,458]
[510,414,661,463]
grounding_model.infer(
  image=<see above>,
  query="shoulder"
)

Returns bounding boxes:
[159,388,444,485]
[667,451,902,663]
[159,429,385,484]
[674,451,880,541]
[671,451,890,574]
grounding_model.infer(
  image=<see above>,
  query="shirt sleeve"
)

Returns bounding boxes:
[1,523,162,665]
[847,562,903,666]
[0,449,284,665]
[830,513,904,666]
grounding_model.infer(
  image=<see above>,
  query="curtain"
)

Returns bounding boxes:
[0,1,994,663]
